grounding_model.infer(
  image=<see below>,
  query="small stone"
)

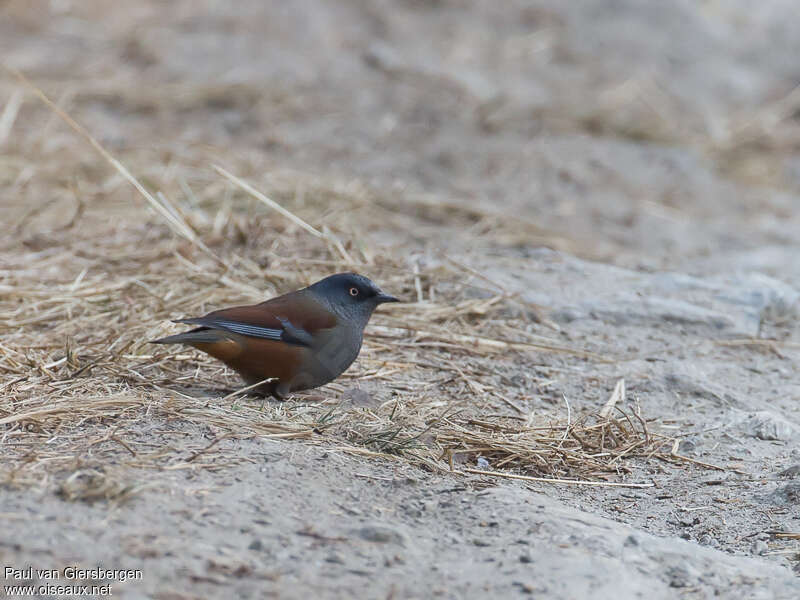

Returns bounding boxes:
[743,412,798,441]
[751,540,768,555]
[513,582,535,594]
[666,565,692,588]
[325,553,344,564]
[363,42,405,72]
[247,539,263,551]
[698,534,718,548]
[519,554,533,563]
[677,515,699,528]
[778,465,800,478]
[765,483,800,505]
[355,525,406,546]
[476,457,490,469]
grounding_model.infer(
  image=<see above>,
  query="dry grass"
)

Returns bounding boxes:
[0,73,702,502]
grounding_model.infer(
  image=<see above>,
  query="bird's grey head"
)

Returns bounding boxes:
[306,272,398,324]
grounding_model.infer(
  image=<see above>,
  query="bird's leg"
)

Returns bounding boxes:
[272,381,291,401]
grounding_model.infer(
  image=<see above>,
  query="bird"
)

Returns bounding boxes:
[151,272,399,398]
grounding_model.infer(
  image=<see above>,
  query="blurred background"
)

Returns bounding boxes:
[4,0,800,273]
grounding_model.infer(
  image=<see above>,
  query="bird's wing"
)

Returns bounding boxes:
[174,293,336,348]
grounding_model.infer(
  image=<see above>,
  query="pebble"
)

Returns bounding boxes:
[325,553,344,564]
[743,411,798,441]
[355,525,406,546]
[751,540,768,556]
[666,565,692,588]
[247,539,263,551]
[765,482,800,505]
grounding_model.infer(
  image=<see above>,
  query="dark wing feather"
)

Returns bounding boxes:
[174,317,284,341]
[175,291,337,347]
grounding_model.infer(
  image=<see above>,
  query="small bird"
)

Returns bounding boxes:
[151,273,398,398]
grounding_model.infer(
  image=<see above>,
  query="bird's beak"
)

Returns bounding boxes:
[375,293,399,304]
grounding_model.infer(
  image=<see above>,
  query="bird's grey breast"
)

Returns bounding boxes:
[309,323,363,382]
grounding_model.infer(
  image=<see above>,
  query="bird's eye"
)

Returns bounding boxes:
[349,287,359,297]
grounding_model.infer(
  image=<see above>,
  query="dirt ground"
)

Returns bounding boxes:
[2,1,800,598]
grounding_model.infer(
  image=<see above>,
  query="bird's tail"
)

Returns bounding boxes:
[150,328,223,345]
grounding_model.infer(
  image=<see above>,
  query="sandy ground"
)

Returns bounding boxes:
[2,1,800,598]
